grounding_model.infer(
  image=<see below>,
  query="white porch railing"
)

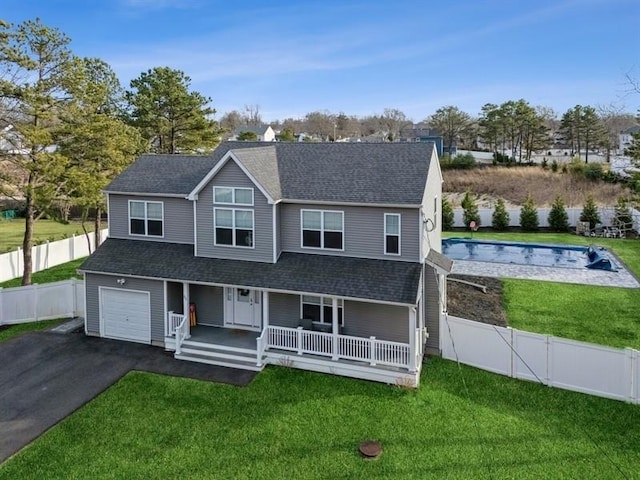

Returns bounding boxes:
[175,315,189,355]
[166,311,185,337]
[264,325,411,369]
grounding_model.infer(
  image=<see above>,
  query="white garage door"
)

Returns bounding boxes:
[101,288,151,344]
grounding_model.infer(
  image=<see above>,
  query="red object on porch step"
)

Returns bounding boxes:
[189,303,197,327]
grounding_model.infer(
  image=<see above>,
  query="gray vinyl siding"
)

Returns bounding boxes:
[108,194,194,244]
[424,265,441,354]
[280,203,420,261]
[196,159,274,262]
[343,300,409,343]
[269,292,300,328]
[190,284,223,326]
[85,273,165,343]
[167,281,183,314]
[268,292,408,343]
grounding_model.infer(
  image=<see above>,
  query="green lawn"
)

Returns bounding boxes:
[0,258,85,288]
[0,219,93,253]
[0,362,638,479]
[0,318,68,343]
[445,231,640,349]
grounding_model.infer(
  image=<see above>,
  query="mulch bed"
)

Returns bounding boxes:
[446,274,508,327]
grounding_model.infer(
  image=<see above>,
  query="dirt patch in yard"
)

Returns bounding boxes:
[447,275,507,327]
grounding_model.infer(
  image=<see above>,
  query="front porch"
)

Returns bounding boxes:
[166,310,421,386]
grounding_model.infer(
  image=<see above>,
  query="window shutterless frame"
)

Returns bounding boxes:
[128,200,164,238]
[300,209,344,251]
[384,213,401,255]
[300,295,344,326]
[214,207,255,248]
[213,186,254,206]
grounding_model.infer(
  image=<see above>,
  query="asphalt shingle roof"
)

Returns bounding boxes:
[80,239,422,305]
[106,141,435,205]
[104,155,218,195]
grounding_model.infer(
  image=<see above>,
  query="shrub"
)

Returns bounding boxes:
[548,195,569,232]
[541,158,548,170]
[493,152,513,165]
[613,197,632,229]
[491,198,509,231]
[568,157,584,176]
[461,190,480,229]
[551,159,558,172]
[584,163,603,181]
[519,193,539,231]
[441,153,476,170]
[451,153,476,169]
[442,197,454,230]
[561,164,568,174]
[579,195,600,229]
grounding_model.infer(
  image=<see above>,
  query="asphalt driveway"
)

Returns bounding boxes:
[0,328,257,463]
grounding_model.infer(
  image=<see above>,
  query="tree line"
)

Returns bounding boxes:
[1,18,638,285]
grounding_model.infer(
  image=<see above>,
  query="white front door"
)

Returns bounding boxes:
[234,288,254,326]
[224,288,262,330]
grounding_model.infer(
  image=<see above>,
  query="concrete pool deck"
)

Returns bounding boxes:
[451,259,640,288]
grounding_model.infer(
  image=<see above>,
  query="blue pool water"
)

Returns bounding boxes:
[442,238,618,271]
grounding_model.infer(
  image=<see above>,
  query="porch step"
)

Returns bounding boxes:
[174,342,264,372]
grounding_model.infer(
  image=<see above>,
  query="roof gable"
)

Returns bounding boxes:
[106,142,435,206]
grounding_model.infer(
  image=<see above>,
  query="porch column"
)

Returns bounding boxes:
[409,306,417,372]
[262,290,269,329]
[332,297,339,360]
[183,282,190,339]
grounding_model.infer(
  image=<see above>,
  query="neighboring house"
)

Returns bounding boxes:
[400,125,446,156]
[79,142,446,386]
[229,124,276,142]
[619,126,640,155]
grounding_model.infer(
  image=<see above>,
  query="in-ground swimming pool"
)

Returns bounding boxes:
[442,238,618,271]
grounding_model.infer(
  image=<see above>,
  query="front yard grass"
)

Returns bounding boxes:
[0,361,638,479]
[0,258,85,288]
[0,219,93,253]
[0,319,68,343]
[444,231,640,350]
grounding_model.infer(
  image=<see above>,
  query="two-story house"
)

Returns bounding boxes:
[79,142,446,386]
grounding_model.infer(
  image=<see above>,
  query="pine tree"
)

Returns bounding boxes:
[548,195,569,232]
[491,198,510,231]
[579,195,600,229]
[442,197,454,231]
[519,193,539,231]
[613,197,632,231]
[461,190,480,229]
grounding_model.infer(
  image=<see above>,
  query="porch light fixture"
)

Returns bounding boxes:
[116,278,126,286]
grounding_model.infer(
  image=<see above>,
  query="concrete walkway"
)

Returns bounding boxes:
[0,327,256,463]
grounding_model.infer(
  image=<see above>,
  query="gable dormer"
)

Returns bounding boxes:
[189,147,279,263]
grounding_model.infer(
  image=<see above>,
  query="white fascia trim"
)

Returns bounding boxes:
[104,191,187,198]
[193,199,198,256]
[283,199,421,209]
[187,151,275,204]
[81,270,417,307]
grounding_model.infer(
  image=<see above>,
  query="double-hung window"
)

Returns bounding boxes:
[301,295,344,326]
[384,213,401,255]
[129,200,163,237]
[301,210,343,250]
[214,187,254,248]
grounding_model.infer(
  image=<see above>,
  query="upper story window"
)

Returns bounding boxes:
[129,200,163,237]
[301,209,343,250]
[214,187,253,206]
[384,213,401,255]
[214,208,254,248]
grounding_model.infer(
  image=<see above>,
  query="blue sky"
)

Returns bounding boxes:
[4,0,639,121]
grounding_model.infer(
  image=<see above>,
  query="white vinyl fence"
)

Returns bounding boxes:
[0,278,84,325]
[453,207,640,231]
[441,314,640,404]
[0,228,107,283]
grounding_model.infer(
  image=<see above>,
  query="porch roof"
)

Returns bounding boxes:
[80,239,422,305]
